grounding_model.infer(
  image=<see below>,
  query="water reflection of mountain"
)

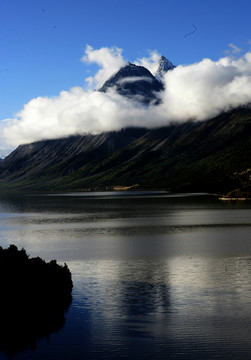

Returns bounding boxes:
[0,245,73,358]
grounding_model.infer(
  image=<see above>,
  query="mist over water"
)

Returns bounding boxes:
[1,192,251,359]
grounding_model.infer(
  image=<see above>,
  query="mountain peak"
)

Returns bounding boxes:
[99,62,164,105]
[155,56,176,81]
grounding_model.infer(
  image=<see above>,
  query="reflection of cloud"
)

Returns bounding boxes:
[66,256,251,358]
[167,256,251,345]
[168,255,251,314]
[72,259,170,316]
[1,46,251,147]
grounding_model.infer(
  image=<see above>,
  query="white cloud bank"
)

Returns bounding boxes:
[82,45,127,89]
[1,45,251,147]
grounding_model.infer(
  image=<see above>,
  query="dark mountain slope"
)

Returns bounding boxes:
[57,108,251,193]
[1,108,251,194]
[0,128,147,189]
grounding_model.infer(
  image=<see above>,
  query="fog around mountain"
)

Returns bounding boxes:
[1,45,251,147]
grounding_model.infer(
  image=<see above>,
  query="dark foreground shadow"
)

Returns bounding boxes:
[0,245,73,358]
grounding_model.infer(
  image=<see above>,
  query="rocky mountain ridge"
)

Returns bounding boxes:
[0,107,251,195]
[99,55,175,104]
[155,55,176,81]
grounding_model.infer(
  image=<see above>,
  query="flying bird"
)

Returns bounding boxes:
[185,24,197,38]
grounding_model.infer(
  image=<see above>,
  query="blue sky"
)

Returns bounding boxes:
[1,0,251,121]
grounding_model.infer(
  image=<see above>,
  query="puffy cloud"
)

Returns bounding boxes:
[135,50,161,75]
[82,45,127,89]
[159,53,251,121]
[0,87,160,147]
[1,46,251,148]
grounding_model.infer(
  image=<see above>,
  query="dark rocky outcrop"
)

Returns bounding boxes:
[0,245,73,357]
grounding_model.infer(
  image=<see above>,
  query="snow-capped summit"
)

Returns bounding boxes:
[155,56,176,81]
[99,62,164,105]
[99,55,176,105]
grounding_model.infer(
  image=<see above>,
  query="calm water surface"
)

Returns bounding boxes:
[0,192,251,359]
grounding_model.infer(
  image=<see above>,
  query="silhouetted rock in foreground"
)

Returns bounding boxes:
[0,245,73,358]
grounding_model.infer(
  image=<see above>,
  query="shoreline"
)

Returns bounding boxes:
[219,197,251,201]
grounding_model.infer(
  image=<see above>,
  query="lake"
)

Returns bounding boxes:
[1,191,251,359]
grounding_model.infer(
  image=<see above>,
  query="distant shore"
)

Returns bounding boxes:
[219,197,251,201]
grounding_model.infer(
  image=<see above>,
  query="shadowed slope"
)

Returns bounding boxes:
[0,108,251,195]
